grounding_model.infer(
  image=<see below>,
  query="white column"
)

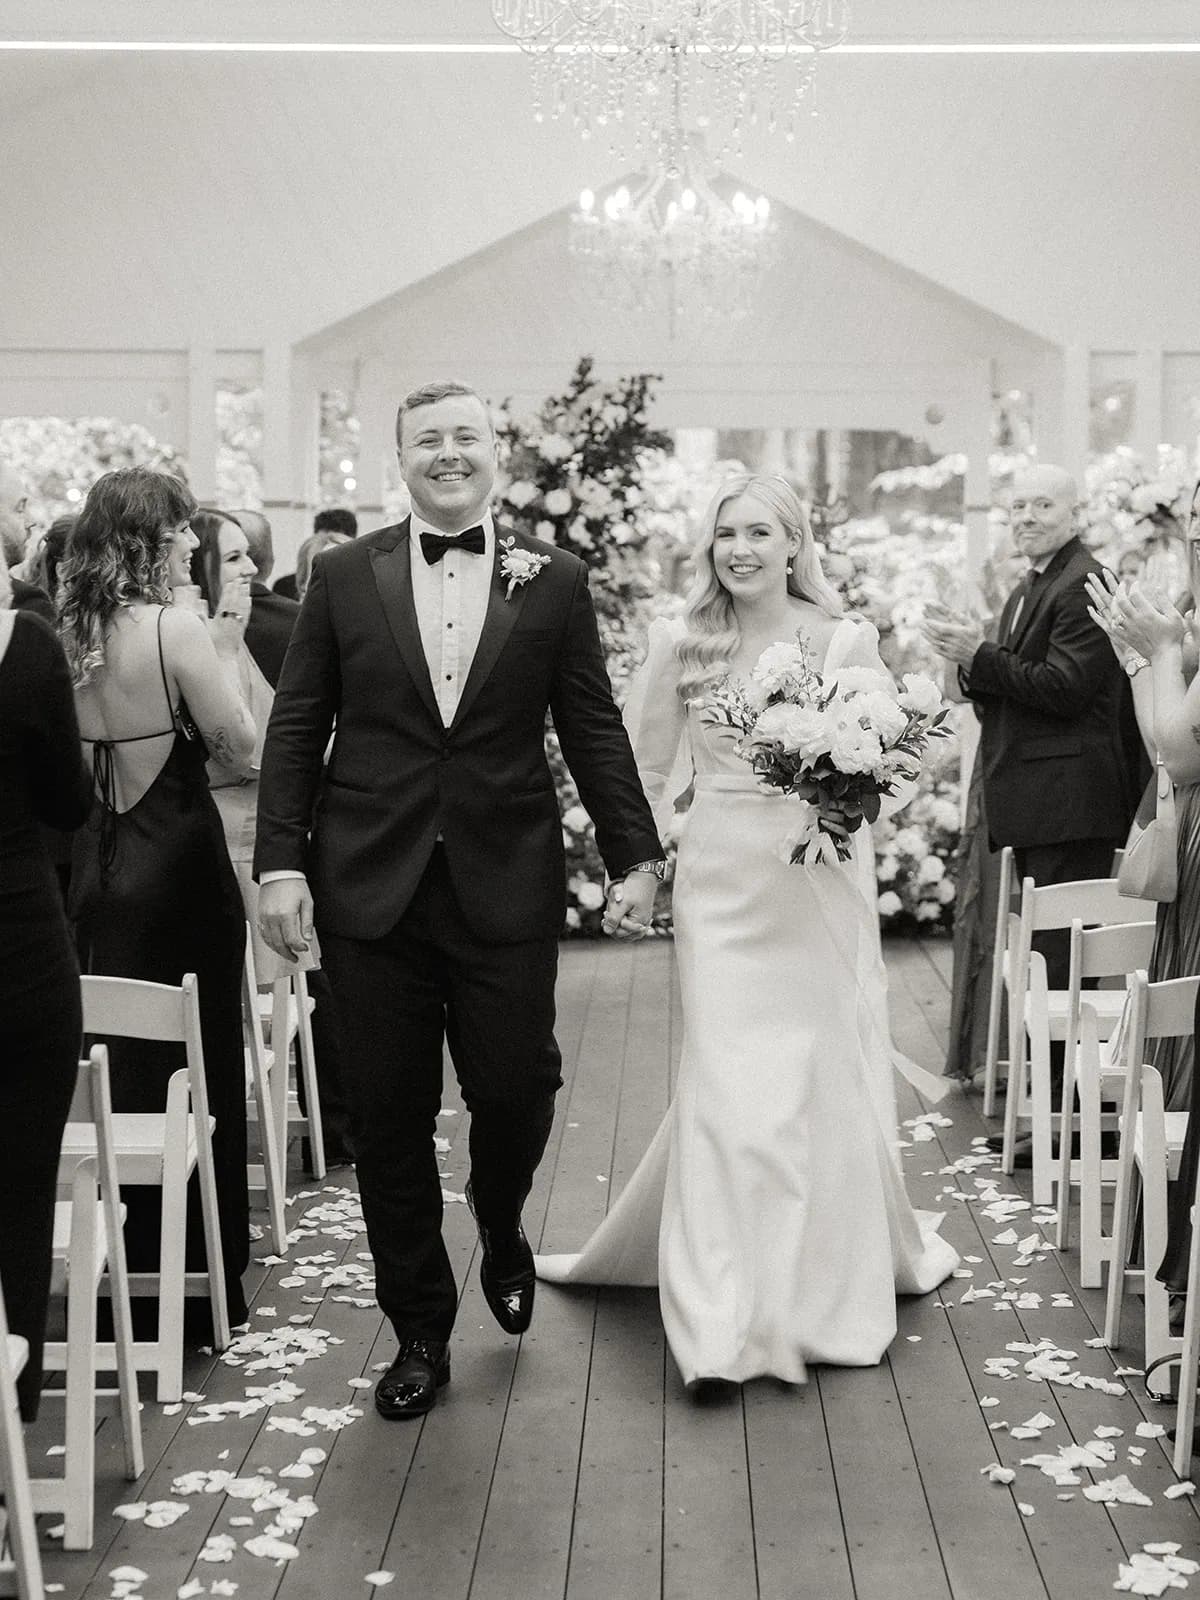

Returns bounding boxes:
[260,339,309,571]
[186,344,216,502]
[1135,346,1165,462]
[354,361,393,527]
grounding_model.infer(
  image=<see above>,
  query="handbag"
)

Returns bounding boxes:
[1117,760,1178,902]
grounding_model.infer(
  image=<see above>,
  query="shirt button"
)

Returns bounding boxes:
[445,674,453,681]
[446,622,454,630]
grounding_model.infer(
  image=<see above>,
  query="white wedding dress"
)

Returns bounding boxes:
[537,614,959,1385]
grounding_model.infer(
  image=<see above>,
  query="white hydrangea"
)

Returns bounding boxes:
[536,432,575,464]
[564,907,581,930]
[892,825,928,859]
[930,797,960,833]
[562,805,591,834]
[535,520,557,543]
[917,854,946,884]
[543,487,573,517]
[936,877,957,904]
[899,673,943,718]
[877,853,899,883]
[915,901,943,922]
[878,890,903,918]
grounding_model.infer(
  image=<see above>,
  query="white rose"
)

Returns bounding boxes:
[849,688,907,746]
[753,641,809,694]
[754,702,831,757]
[576,880,605,911]
[899,673,943,718]
[829,717,883,774]
[505,479,540,509]
[877,853,899,883]
[877,891,903,918]
[916,854,946,885]
[936,877,957,904]
[542,487,574,517]
[535,520,558,543]
[563,805,591,834]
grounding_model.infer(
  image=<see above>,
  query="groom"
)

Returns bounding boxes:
[255,381,664,1418]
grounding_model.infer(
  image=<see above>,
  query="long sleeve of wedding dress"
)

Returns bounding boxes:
[619,615,691,842]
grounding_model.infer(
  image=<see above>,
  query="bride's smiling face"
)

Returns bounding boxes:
[711,493,797,602]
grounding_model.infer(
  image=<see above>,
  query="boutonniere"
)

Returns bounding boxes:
[499,536,550,601]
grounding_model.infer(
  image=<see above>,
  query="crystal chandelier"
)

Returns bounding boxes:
[568,134,778,326]
[493,1,849,171]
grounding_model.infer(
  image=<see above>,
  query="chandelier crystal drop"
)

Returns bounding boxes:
[492,0,850,170]
[568,135,778,325]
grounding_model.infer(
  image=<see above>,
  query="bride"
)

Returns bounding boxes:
[537,474,959,1386]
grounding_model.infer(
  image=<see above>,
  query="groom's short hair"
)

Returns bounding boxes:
[396,381,493,445]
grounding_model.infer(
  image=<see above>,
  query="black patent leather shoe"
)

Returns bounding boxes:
[466,1183,535,1336]
[373,1338,450,1421]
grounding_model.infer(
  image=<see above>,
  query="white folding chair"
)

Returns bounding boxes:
[981,846,1015,1117]
[0,1281,44,1600]
[31,1047,145,1549]
[62,973,230,1403]
[1001,877,1155,1204]
[258,971,325,1182]
[1054,918,1157,1283]
[1171,1112,1200,1475]
[241,935,287,1255]
[1103,970,1198,1397]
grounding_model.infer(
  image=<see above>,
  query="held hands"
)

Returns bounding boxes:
[1084,570,1186,662]
[601,872,657,942]
[258,877,315,962]
[920,600,985,667]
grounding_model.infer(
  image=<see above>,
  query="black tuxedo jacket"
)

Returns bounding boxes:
[10,577,54,624]
[245,582,300,689]
[254,519,661,944]
[963,536,1132,850]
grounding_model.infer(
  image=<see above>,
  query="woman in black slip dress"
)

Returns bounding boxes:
[0,549,92,1419]
[60,467,259,1332]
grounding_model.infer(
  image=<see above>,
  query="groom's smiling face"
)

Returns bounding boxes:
[398,394,498,532]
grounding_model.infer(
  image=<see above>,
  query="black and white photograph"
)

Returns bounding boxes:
[1,4,1199,1597]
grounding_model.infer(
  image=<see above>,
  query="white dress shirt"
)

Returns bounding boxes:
[261,510,497,886]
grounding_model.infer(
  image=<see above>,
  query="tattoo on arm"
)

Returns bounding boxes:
[201,726,242,769]
[1191,725,1200,749]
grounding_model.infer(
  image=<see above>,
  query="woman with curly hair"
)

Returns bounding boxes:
[62,466,257,1330]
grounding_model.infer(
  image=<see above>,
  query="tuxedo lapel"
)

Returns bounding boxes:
[368,520,442,725]
[450,536,530,733]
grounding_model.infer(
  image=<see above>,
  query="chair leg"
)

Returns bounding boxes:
[1078,1069,1105,1289]
[1029,1026,1055,1208]
[156,1087,190,1404]
[1173,1188,1200,1475]
[105,1204,144,1481]
[1140,1069,1175,1398]
[247,1041,287,1257]
[294,972,326,1181]
[193,1118,231,1351]
[1104,1121,1140,1348]
[1055,1043,1078,1251]
[0,1338,44,1600]
[1001,1000,1025,1174]
[61,1178,98,1551]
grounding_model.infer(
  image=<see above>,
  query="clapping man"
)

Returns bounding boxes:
[923,465,1133,1153]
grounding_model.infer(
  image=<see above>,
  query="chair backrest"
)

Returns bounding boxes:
[80,972,210,1124]
[1143,972,1200,1045]
[1074,919,1157,982]
[62,1045,121,1208]
[1025,876,1156,932]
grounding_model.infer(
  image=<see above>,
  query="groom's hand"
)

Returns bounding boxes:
[258,876,315,961]
[601,872,657,941]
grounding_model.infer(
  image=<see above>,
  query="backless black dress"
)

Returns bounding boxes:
[70,607,249,1327]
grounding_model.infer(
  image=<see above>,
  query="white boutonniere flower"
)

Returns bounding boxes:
[499,536,550,601]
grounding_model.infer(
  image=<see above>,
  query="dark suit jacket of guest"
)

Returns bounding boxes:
[963,536,1133,851]
[254,519,662,946]
[245,582,300,689]
[271,572,299,601]
[10,576,54,624]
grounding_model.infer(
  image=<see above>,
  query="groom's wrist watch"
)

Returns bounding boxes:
[620,859,668,881]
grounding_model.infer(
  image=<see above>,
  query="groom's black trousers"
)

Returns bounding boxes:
[318,844,561,1342]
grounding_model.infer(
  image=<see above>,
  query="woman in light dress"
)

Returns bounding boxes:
[538,474,958,1387]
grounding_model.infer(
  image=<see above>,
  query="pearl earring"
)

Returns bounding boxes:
[786,563,794,576]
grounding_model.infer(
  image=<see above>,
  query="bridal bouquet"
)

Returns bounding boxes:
[701,634,949,867]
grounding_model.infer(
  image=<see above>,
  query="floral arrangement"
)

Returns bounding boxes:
[0,415,186,532]
[1082,445,1194,594]
[700,633,949,867]
[873,755,962,932]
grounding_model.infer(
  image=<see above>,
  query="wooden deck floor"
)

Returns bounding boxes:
[31,936,1200,1600]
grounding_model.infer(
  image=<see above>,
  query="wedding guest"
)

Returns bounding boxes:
[293,527,352,603]
[1,464,53,622]
[231,509,301,689]
[26,514,77,609]
[0,539,91,1417]
[1086,476,1200,1323]
[61,467,257,1330]
[227,509,353,1165]
[272,507,357,600]
[924,465,1133,1157]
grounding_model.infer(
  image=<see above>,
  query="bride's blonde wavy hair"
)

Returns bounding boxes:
[675,474,843,702]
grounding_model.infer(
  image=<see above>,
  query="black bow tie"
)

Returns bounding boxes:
[420,526,486,564]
